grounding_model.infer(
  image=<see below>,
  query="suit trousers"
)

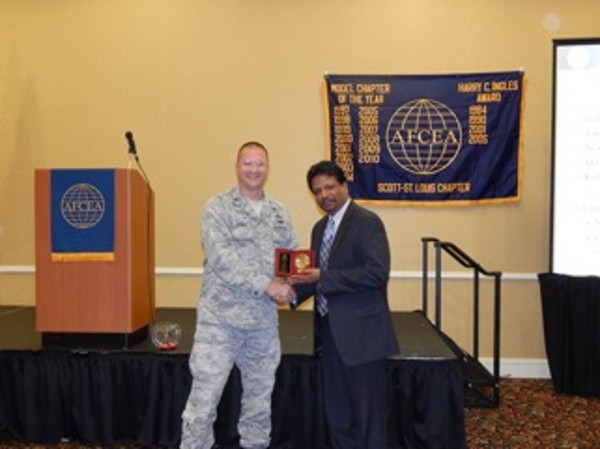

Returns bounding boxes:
[318,314,389,449]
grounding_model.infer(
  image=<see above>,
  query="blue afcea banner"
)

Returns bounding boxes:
[51,169,115,261]
[324,72,524,205]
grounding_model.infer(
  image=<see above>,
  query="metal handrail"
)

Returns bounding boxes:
[421,236,502,406]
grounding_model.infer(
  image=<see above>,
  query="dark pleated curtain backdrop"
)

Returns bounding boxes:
[0,352,465,448]
[539,273,600,397]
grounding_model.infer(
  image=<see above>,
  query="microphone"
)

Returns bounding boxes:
[125,130,137,157]
[123,130,150,185]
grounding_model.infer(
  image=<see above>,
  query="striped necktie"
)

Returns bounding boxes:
[316,217,335,316]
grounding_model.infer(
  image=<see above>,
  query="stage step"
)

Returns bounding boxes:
[437,331,499,408]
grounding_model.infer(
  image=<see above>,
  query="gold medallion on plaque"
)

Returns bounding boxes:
[294,253,311,270]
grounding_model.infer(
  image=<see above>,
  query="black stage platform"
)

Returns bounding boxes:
[0,307,465,448]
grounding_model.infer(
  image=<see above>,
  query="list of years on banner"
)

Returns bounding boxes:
[457,79,520,146]
[331,83,392,181]
[329,77,520,196]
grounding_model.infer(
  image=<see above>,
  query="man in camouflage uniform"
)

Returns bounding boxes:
[180,141,297,449]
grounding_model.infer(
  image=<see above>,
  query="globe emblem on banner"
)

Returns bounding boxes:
[60,183,106,229]
[385,99,463,175]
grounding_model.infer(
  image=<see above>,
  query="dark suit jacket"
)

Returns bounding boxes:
[295,201,399,366]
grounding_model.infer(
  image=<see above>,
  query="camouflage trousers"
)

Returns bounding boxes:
[180,322,281,449]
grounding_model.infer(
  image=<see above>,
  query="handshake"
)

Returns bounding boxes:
[267,267,321,306]
[267,279,296,306]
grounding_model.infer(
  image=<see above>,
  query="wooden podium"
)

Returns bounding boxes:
[35,168,155,349]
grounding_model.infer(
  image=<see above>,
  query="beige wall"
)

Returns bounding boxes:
[1,0,597,360]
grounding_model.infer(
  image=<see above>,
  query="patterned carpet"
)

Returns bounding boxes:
[465,378,600,448]
[1,378,600,448]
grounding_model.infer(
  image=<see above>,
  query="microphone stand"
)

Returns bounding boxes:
[124,131,156,329]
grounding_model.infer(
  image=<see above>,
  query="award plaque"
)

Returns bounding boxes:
[275,248,315,276]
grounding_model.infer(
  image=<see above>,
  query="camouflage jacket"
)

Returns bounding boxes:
[197,186,298,329]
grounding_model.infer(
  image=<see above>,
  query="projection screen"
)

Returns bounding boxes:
[551,38,600,275]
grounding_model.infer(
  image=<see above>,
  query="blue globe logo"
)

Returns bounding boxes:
[385,99,462,175]
[60,183,106,229]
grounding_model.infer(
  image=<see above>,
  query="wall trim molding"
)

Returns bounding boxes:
[479,357,551,379]
[0,265,539,281]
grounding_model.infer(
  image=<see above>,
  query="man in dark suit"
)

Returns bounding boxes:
[287,160,399,449]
